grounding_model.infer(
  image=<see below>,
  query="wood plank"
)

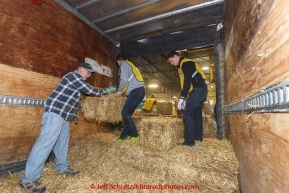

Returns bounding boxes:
[0,0,114,88]
[0,106,43,165]
[224,0,289,192]
[227,113,289,192]
[225,0,289,103]
[223,0,273,66]
[0,63,59,98]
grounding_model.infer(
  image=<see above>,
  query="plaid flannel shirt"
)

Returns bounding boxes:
[44,70,101,121]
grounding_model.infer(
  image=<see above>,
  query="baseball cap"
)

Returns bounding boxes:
[78,62,95,72]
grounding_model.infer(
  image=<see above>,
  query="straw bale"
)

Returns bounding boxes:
[156,102,174,115]
[0,132,239,193]
[202,116,215,138]
[203,102,214,116]
[139,116,183,151]
[82,95,126,123]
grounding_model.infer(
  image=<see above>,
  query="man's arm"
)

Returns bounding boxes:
[70,73,103,96]
[180,61,196,98]
[117,63,130,93]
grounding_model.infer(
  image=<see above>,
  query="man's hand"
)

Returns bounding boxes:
[96,92,102,97]
[96,89,106,97]
[181,100,186,110]
[178,98,184,110]
[104,88,110,94]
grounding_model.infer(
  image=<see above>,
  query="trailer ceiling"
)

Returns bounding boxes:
[55,0,225,90]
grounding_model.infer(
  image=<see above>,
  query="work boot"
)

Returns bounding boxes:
[62,168,80,177]
[19,180,46,193]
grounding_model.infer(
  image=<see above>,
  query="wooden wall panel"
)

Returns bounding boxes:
[223,0,289,192]
[227,113,289,192]
[0,63,59,98]
[223,0,273,82]
[0,0,115,88]
[225,0,289,103]
[0,106,43,165]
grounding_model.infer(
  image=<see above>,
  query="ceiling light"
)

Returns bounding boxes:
[169,31,183,35]
[202,67,209,70]
[148,84,158,88]
[137,39,148,43]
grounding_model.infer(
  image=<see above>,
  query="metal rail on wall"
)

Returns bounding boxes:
[225,78,289,113]
[0,95,45,107]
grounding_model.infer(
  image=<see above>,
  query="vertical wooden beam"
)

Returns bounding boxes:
[214,42,225,139]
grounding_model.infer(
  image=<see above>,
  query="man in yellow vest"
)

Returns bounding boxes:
[168,51,208,146]
[142,93,157,113]
[115,54,145,142]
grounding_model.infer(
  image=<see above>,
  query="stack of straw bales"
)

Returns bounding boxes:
[82,95,126,123]
[156,101,174,115]
[0,132,239,192]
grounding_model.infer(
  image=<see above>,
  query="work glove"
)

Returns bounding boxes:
[104,87,117,94]
[103,88,110,94]
[181,100,186,110]
[95,92,103,97]
[102,88,110,95]
[177,98,186,110]
[109,87,116,92]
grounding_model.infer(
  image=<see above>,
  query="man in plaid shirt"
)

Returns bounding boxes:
[20,62,106,193]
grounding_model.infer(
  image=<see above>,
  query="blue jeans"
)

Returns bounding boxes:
[120,86,145,139]
[183,87,208,146]
[21,112,70,183]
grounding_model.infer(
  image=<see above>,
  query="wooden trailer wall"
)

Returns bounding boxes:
[223,0,289,192]
[0,1,115,165]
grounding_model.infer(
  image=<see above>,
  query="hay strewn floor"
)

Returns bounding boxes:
[0,132,239,193]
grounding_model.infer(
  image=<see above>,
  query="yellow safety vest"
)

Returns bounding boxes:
[142,98,156,111]
[178,59,206,93]
[121,60,144,93]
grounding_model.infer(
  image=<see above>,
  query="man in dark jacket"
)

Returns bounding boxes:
[168,51,208,146]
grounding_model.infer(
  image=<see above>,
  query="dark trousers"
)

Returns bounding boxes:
[183,87,208,146]
[120,86,145,139]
